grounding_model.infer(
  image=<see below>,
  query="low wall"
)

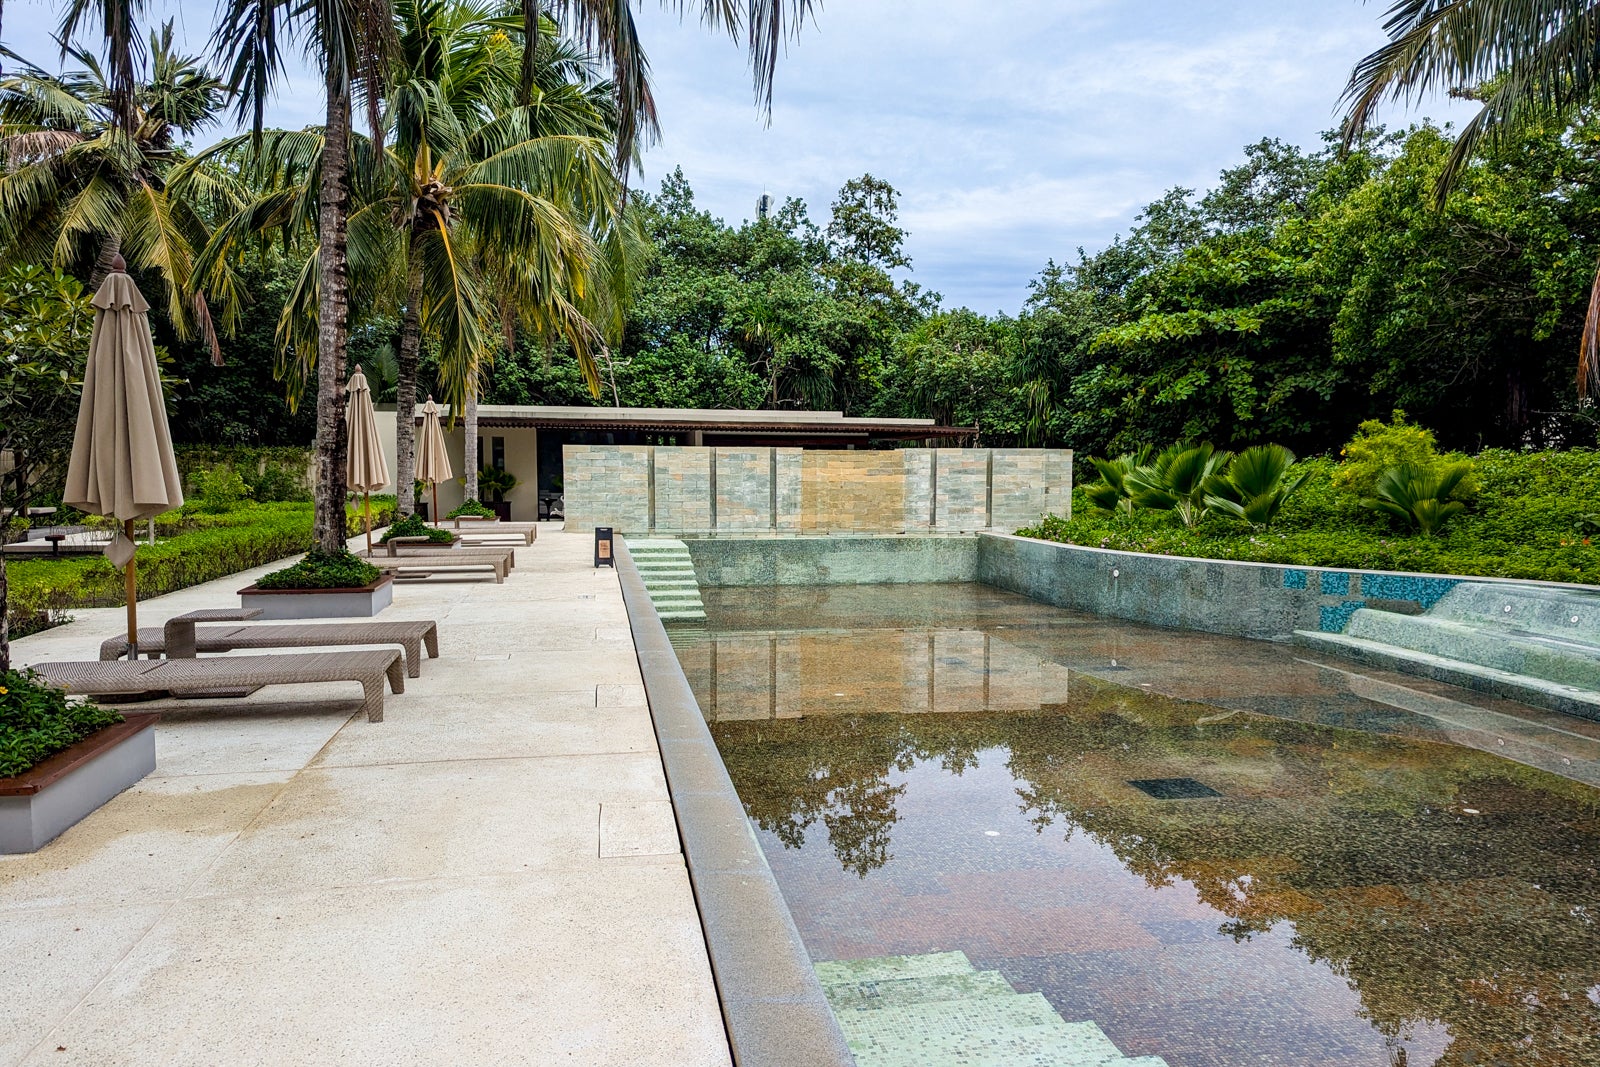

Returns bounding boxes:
[564,446,1072,535]
[976,533,1590,641]
[684,536,979,587]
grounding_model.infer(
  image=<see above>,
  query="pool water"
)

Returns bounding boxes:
[669,583,1600,1067]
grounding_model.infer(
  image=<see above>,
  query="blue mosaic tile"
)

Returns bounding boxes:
[1319,572,1350,597]
[1319,600,1366,632]
[1282,569,1309,590]
[1357,573,1459,610]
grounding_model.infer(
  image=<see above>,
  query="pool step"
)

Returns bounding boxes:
[818,952,1166,1067]
[1295,581,1600,721]
[626,538,706,622]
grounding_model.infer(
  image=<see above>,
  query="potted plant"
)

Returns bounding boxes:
[446,498,496,523]
[239,550,393,619]
[477,467,518,521]
[379,513,458,546]
[1,668,156,853]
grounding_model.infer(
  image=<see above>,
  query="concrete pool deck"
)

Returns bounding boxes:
[0,527,731,1067]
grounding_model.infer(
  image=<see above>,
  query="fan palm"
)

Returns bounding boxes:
[0,25,229,356]
[1341,0,1600,396]
[1363,461,1471,535]
[1205,444,1307,529]
[1125,441,1233,528]
[1084,446,1154,516]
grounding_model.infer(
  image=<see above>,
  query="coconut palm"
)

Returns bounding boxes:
[1341,0,1600,396]
[0,25,229,355]
[189,0,640,514]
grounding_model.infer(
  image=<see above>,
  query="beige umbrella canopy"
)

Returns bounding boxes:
[62,263,184,659]
[345,365,390,553]
[415,396,452,523]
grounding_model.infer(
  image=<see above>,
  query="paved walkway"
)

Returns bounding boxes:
[1,527,731,1067]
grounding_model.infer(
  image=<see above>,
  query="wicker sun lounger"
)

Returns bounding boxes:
[450,517,538,544]
[99,618,440,677]
[378,537,517,566]
[35,648,405,722]
[367,550,513,583]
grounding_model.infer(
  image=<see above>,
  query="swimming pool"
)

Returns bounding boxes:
[670,583,1600,1067]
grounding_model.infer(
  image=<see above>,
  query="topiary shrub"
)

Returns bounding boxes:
[255,550,382,590]
[377,513,454,545]
[0,668,123,779]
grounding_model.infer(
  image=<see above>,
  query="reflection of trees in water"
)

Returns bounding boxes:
[712,674,1600,1065]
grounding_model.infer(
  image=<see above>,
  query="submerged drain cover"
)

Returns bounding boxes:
[1128,777,1222,800]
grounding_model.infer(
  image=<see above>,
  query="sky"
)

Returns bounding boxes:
[2,0,1470,312]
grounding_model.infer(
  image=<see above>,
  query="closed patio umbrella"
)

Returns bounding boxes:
[345,365,389,553]
[416,396,452,524]
[62,258,184,659]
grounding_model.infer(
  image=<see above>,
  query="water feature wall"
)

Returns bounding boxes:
[563,446,1072,535]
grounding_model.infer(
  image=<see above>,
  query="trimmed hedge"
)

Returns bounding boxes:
[6,497,399,635]
[0,668,123,779]
[1019,450,1600,586]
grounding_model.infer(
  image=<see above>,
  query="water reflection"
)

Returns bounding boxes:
[674,584,1600,1067]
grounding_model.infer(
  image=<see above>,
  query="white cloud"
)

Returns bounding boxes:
[2,0,1474,310]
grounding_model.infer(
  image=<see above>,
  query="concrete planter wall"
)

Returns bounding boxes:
[239,575,394,619]
[1,713,158,853]
[976,533,1595,641]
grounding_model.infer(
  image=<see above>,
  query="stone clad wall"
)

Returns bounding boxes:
[563,445,1072,535]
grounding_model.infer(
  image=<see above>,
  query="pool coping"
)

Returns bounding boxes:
[614,537,855,1067]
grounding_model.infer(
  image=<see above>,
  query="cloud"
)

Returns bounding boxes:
[1,0,1474,312]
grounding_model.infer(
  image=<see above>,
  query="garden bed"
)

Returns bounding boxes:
[1020,450,1600,587]
[0,713,158,853]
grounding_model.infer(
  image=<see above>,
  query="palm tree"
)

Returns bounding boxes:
[190,0,638,513]
[211,0,396,553]
[0,25,229,356]
[1341,0,1600,396]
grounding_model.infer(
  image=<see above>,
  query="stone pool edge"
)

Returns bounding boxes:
[614,536,855,1067]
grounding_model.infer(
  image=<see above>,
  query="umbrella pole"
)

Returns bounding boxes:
[364,491,373,554]
[431,484,439,528]
[123,519,138,660]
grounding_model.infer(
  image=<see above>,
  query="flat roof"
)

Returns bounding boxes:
[394,404,974,439]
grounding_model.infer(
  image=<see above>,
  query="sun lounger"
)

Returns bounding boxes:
[449,516,538,544]
[35,649,405,722]
[366,550,513,583]
[378,536,516,566]
[99,617,440,677]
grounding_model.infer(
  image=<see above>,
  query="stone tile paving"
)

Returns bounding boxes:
[0,528,729,1067]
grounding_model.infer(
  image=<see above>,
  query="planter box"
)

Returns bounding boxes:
[1,714,159,854]
[239,574,394,619]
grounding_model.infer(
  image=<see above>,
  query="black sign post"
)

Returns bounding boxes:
[595,527,614,568]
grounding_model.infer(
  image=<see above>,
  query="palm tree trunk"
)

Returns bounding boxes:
[311,79,353,554]
[1,558,10,673]
[88,230,123,292]
[463,384,479,502]
[395,259,422,516]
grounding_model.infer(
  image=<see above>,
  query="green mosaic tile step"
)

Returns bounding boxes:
[842,1016,1133,1067]
[824,970,1016,1011]
[814,951,976,985]
[648,591,704,602]
[834,991,1066,1044]
[628,539,691,551]
[636,565,697,576]
[656,611,707,621]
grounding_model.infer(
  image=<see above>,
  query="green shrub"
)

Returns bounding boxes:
[189,464,252,513]
[446,498,496,519]
[378,513,453,545]
[0,668,123,779]
[255,550,381,590]
[248,463,311,503]
[1017,449,1600,586]
[346,495,397,537]
[1083,449,1152,516]
[1332,410,1477,500]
